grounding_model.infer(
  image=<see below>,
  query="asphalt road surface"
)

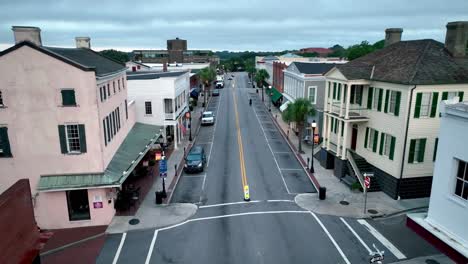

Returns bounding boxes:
[97,72,440,264]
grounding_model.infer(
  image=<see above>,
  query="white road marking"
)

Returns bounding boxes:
[112,232,127,264]
[266,199,295,203]
[144,230,158,264]
[192,210,308,222]
[252,106,291,194]
[340,217,372,254]
[199,200,262,208]
[309,212,351,264]
[272,151,291,154]
[182,175,206,178]
[201,173,207,190]
[207,89,221,168]
[279,168,304,171]
[196,141,213,144]
[358,219,406,259]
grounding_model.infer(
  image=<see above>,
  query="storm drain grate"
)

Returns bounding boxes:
[367,209,378,214]
[339,201,349,205]
[129,218,140,225]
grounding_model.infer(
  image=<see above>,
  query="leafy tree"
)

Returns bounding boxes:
[199,67,216,106]
[301,52,319,57]
[99,49,130,63]
[282,98,316,153]
[346,40,385,60]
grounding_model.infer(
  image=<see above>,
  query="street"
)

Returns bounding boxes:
[97,72,440,264]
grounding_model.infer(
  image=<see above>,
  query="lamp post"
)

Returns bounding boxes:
[186,112,192,142]
[269,92,273,112]
[310,120,317,173]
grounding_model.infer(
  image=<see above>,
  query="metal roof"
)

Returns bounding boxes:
[37,123,162,192]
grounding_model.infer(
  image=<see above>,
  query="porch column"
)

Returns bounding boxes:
[341,122,349,159]
[336,119,343,157]
[173,124,178,149]
[323,81,329,112]
[322,113,328,148]
[326,115,332,150]
[339,83,345,117]
[345,83,352,119]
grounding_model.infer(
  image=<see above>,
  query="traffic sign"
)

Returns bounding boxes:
[364,176,371,189]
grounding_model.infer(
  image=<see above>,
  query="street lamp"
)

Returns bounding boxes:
[310,120,317,173]
[186,112,192,142]
[269,92,273,112]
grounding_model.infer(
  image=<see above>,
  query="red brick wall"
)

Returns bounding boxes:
[273,62,287,93]
[0,179,41,264]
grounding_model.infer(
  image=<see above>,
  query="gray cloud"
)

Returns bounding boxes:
[0,0,467,51]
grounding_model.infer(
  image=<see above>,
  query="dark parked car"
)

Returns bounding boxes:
[184,146,206,173]
[212,89,220,96]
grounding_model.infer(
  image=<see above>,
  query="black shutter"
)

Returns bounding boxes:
[0,127,12,157]
[379,133,385,155]
[58,125,68,153]
[414,93,422,118]
[389,136,396,160]
[430,92,439,117]
[459,91,464,102]
[100,87,103,102]
[394,91,401,116]
[408,139,416,163]
[350,86,355,104]
[125,100,128,119]
[433,138,438,162]
[103,119,107,146]
[442,92,448,101]
[367,87,373,109]
[377,89,383,111]
[418,138,426,162]
[364,127,369,148]
[384,90,390,113]
[61,90,76,106]
[372,130,378,152]
[78,125,87,153]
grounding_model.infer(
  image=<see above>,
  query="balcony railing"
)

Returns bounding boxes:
[165,113,174,120]
[329,102,369,119]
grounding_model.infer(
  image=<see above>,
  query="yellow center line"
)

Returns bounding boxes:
[232,82,249,195]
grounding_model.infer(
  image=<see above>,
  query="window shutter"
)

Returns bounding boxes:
[333,83,336,99]
[99,87,103,102]
[372,130,378,152]
[441,92,448,101]
[328,84,331,98]
[433,138,438,162]
[0,127,12,157]
[334,119,338,133]
[364,127,369,148]
[389,136,396,160]
[350,86,355,104]
[341,121,344,137]
[78,125,87,153]
[377,89,383,111]
[379,133,385,155]
[103,120,107,146]
[367,87,374,109]
[394,91,401,116]
[58,125,68,153]
[414,93,422,118]
[357,87,362,105]
[459,91,464,102]
[430,92,439,117]
[337,84,341,100]
[418,138,426,162]
[384,90,390,113]
[103,87,107,100]
[330,118,334,132]
[61,90,76,106]
[408,139,416,163]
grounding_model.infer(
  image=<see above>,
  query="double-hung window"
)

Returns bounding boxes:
[364,127,379,152]
[379,133,396,160]
[308,86,317,104]
[419,93,432,117]
[415,92,439,118]
[385,90,401,116]
[58,124,87,154]
[145,101,152,115]
[0,127,12,157]
[61,89,76,106]
[455,160,468,200]
[408,138,426,163]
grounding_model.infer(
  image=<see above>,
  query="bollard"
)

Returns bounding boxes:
[174,164,177,176]
[155,191,163,204]
[319,187,326,200]
[307,157,310,167]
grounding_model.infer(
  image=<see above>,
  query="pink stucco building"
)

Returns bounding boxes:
[0,27,161,229]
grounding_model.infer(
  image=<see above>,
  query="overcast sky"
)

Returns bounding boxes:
[1,0,467,52]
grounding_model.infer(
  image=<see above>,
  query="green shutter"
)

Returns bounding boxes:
[0,127,12,157]
[379,133,385,155]
[430,92,439,117]
[459,91,464,102]
[61,90,76,106]
[384,90,390,113]
[79,125,87,153]
[418,138,426,162]
[341,121,344,137]
[367,87,374,109]
[364,127,369,148]
[414,93,422,118]
[442,92,448,101]
[408,139,416,163]
[334,119,338,133]
[377,89,383,111]
[58,125,68,153]
[350,86,355,104]
[357,86,363,105]
[103,120,107,146]
[389,136,396,160]
[433,138,438,162]
[330,117,334,132]
[333,83,336,99]
[328,83,331,98]
[372,130,378,152]
[394,91,401,116]
[337,84,341,100]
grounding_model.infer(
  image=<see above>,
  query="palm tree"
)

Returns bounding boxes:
[254,69,270,101]
[199,67,216,107]
[282,98,316,153]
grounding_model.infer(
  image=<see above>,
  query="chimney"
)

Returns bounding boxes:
[75,37,91,49]
[12,26,42,46]
[445,21,468,58]
[163,62,168,72]
[384,28,403,47]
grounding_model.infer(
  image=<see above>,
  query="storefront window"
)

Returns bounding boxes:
[66,189,91,221]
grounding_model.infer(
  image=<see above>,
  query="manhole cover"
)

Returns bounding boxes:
[339,201,349,205]
[367,209,378,214]
[425,259,440,264]
[129,218,140,225]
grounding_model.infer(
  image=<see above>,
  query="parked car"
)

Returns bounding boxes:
[227,77,232,80]
[212,90,220,96]
[184,146,206,173]
[201,111,215,126]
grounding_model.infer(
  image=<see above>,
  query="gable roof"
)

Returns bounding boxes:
[336,39,468,85]
[292,62,336,75]
[0,41,125,77]
[126,70,187,80]
[263,55,279,61]
[127,60,151,68]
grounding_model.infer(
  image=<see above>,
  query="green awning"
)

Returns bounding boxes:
[38,123,162,192]
[269,87,282,103]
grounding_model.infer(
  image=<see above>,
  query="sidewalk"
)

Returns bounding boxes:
[106,95,212,233]
[259,89,429,219]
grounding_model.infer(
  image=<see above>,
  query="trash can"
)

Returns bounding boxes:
[319,187,326,200]
[155,191,163,204]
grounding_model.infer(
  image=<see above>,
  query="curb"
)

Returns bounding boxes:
[40,232,106,257]
[370,206,429,220]
[258,93,321,191]
[165,95,213,204]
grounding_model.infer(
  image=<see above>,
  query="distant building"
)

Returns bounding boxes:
[298,47,333,57]
[126,61,151,72]
[407,100,468,263]
[320,22,468,199]
[132,37,219,65]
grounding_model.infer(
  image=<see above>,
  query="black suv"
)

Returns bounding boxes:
[184,146,206,173]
